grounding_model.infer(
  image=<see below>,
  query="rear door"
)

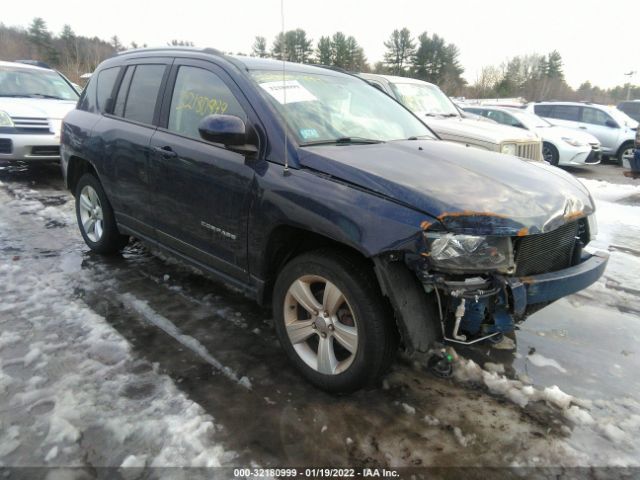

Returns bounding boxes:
[148,59,258,280]
[98,59,171,237]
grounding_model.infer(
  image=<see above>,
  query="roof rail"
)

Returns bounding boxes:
[118,46,223,56]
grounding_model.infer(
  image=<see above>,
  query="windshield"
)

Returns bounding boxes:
[390,82,459,117]
[510,110,552,129]
[249,70,435,144]
[0,66,79,100]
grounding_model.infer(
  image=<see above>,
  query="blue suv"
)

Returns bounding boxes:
[60,48,608,392]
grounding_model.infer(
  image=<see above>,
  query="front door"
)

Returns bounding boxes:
[149,60,258,281]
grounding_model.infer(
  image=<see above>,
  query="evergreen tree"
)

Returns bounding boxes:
[383,28,415,75]
[316,36,333,65]
[251,36,268,58]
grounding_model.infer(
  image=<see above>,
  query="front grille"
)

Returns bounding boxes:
[516,142,542,161]
[10,116,52,134]
[30,146,60,156]
[0,138,12,154]
[514,221,578,276]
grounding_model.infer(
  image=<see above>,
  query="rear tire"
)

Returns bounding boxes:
[272,249,397,393]
[75,173,128,254]
[542,142,560,166]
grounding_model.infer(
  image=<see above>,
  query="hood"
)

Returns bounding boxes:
[419,114,539,145]
[539,126,600,145]
[298,139,594,236]
[0,98,77,120]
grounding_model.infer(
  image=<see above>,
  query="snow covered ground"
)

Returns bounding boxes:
[0,162,639,472]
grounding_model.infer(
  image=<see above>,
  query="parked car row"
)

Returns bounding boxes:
[462,105,601,166]
[0,60,79,162]
[56,48,608,392]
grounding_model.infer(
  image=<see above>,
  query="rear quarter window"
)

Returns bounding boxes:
[77,76,97,112]
[96,67,121,113]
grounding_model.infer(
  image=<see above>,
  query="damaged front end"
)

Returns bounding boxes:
[379,212,609,351]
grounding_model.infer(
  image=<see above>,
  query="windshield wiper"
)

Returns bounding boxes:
[300,137,384,146]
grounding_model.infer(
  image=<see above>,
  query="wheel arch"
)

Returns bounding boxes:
[66,155,99,195]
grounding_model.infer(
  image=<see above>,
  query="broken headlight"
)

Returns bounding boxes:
[424,233,514,273]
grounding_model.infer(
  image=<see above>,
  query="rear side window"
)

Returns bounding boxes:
[167,66,246,141]
[113,66,135,117]
[533,104,551,116]
[549,105,580,121]
[117,65,165,125]
[96,67,120,113]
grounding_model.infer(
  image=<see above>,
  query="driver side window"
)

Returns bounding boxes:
[581,107,613,127]
[167,66,246,141]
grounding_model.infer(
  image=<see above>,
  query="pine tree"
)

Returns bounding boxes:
[251,36,268,58]
[383,28,415,76]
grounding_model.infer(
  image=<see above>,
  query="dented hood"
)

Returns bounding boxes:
[298,139,594,236]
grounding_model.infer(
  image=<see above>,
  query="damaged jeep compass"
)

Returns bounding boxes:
[61,48,609,392]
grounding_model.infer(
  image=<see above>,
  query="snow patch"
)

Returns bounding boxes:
[527,353,567,373]
[119,293,251,390]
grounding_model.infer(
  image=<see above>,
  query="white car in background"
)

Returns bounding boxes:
[0,60,79,163]
[526,101,638,166]
[463,105,601,166]
[358,73,543,161]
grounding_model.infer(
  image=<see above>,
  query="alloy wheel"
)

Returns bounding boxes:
[78,185,104,242]
[283,275,358,375]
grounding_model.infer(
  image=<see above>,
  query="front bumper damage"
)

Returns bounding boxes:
[420,250,609,346]
[375,249,609,352]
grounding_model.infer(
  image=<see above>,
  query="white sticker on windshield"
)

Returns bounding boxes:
[259,80,317,105]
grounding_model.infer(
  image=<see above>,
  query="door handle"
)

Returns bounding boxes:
[152,145,178,158]
[579,126,587,129]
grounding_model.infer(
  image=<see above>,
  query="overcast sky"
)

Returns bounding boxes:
[2,0,637,89]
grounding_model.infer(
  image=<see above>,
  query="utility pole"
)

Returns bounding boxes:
[624,71,636,101]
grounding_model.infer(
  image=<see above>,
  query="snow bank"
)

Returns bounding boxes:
[0,258,234,467]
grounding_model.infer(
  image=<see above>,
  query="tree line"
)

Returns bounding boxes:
[0,18,637,103]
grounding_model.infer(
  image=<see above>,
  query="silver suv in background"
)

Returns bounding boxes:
[617,100,640,123]
[359,73,543,161]
[0,60,79,163]
[527,101,638,166]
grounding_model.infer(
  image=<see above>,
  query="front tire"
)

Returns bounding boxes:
[542,142,560,166]
[617,141,635,167]
[75,173,128,254]
[272,249,397,393]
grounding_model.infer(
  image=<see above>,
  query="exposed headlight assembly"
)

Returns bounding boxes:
[500,143,517,156]
[424,233,515,273]
[562,137,585,147]
[0,110,14,127]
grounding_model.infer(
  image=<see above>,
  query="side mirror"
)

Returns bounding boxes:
[198,114,247,146]
[605,119,618,128]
